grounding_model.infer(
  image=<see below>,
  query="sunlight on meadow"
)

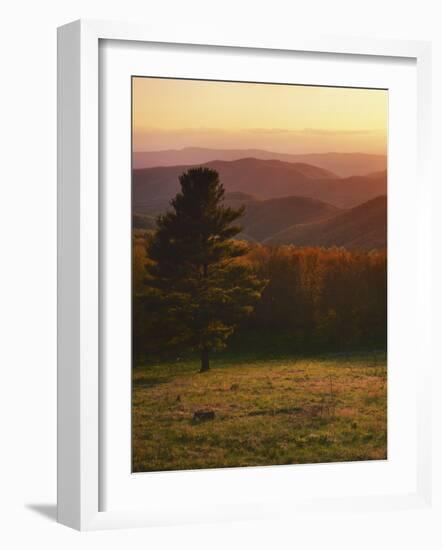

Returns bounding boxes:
[132,353,387,472]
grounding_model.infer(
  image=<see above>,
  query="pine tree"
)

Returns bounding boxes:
[144,167,266,372]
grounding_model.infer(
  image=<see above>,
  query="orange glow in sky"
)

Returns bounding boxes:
[132,77,388,155]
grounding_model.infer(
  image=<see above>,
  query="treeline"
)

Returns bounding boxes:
[238,245,386,352]
[133,230,387,358]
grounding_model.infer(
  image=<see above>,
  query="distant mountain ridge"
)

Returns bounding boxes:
[133,157,387,211]
[266,195,387,249]
[133,192,386,250]
[133,147,387,177]
[229,195,341,242]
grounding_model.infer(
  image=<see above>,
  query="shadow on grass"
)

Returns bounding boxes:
[133,375,172,389]
[133,348,387,378]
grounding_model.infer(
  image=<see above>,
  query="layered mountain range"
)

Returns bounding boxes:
[133,147,387,177]
[132,151,387,250]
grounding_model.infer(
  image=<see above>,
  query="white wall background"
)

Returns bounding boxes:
[0,1,440,548]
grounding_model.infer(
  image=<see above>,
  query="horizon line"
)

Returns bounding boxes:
[133,147,387,157]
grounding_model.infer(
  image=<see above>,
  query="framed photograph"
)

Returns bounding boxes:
[57,19,432,530]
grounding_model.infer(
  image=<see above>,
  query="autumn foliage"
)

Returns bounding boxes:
[239,245,386,351]
[134,234,386,358]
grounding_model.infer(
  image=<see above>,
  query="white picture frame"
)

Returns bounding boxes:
[57,19,432,531]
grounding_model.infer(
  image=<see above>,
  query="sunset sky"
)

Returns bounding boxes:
[132,77,388,155]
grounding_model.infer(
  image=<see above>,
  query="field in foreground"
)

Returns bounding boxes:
[132,353,387,472]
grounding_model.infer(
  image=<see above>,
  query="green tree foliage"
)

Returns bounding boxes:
[138,167,266,371]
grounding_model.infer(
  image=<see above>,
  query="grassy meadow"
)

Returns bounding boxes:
[132,351,387,472]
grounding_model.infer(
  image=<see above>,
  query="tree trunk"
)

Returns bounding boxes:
[200,347,210,372]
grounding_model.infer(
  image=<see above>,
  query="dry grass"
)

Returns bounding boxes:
[132,352,387,472]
